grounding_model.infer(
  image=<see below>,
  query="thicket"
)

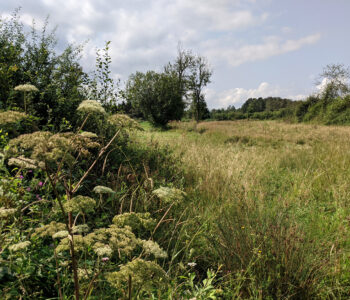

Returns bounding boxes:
[0,11,222,299]
[210,64,350,125]
[210,97,300,121]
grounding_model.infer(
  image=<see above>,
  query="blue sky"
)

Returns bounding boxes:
[1,0,350,108]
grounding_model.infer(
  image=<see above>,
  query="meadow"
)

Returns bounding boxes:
[135,120,350,299]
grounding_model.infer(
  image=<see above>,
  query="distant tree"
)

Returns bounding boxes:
[188,55,212,122]
[164,45,195,103]
[124,71,184,126]
[317,63,350,99]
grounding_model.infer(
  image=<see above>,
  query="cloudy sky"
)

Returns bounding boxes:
[2,0,350,108]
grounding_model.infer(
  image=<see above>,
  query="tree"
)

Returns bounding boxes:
[317,63,350,99]
[0,10,86,128]
[82,41,119,112]
[188,55,212,122]
[124,71,185,126]
[164,45,195,102]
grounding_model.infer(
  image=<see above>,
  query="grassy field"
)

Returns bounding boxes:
[136,120,350,299]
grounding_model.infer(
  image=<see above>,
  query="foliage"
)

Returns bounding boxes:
[124,70,185,126]
[81,41,119,112]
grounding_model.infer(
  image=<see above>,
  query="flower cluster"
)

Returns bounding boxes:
[63,196,96,214]
[9,241,31,252]
[32,221,66,238]
[0,111,27,125]
[106,258,166,291]
[112,212,156,233]
[0,207,16,218]
[152,186,186,204]
[108,114,142,130]
[140,240,167,259]
[6,131,100,170]
[77,100,106,115]
[93,185,115,194]
[14,84,38,92]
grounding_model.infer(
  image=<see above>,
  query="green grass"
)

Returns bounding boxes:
[135,120,350,299]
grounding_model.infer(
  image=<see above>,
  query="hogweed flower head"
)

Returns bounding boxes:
[93,185,115,194]
[0,207,16,218]
[141,240,167,259]
[108,114,142,130]
[8,156,40,169]
[0,111,27,125]
[9,241,31,252]
[14,84,38,92]
[79,131,98,138]
[63,195,96,214]
[152,186,186,204]
[77,100,106,115]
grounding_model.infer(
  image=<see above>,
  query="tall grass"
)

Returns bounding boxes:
[136,120,350,298]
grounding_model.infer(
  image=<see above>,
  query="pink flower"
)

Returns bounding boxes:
[38,181,44,187]
[26,187,31,192]
[102,257,109,262]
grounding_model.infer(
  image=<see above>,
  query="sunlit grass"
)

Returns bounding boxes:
[135,119,350,298]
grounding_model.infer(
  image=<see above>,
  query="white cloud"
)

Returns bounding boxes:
[205,82,307,108]
[205,33,321,67]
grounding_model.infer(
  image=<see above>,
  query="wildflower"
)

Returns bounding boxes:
[14,84,38,92]
[94,244,113,257]
[77,268,93,280]
[106,258,166,291]
[19,175,24,179]
[0,111,27,124]
[93,185,115,194]
[108,114,142,130]
[77,100,106,115]
[14,84,39,114]
[9,241,31,252]
[32,221,66,238]
[79,131,98,138]
[102,257,109,262]
[38,181,44,187]
[152,186,186,204]
[63,195,96,214]
[36,194,42,200]
[9,156,39,170]
[187,262,197,267]
[26,187,31,192]
[72,224,90,234]
[52,230,69,239]
[141,240,167,259]
[112,212,156,233]
[0,207,16,218]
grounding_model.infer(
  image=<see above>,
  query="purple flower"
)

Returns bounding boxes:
[38,181,44,187]
[26,187,31,192]
[19,175,24,179]
[36,194,42,201]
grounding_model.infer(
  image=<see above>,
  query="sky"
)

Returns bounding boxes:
[1,0,350,108]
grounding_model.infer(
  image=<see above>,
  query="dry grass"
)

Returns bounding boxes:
[136,120,350,298]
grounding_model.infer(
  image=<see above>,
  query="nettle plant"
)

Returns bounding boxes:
[3,100,182,299]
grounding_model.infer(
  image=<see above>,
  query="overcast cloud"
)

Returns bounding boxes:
[1,0,350,108]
